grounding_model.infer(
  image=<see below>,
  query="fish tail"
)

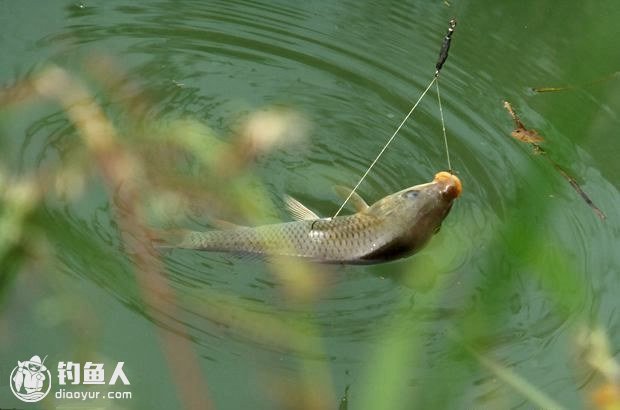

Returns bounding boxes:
[149,228,231,251]
[149,228,195,249]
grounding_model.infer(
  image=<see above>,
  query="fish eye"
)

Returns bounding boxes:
[404,190,419,199]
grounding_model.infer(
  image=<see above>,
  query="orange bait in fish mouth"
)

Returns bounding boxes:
[434,171,462,200]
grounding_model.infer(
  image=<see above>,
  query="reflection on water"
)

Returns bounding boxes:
[4,0,620,407]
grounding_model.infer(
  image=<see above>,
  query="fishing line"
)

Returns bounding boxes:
[332,19,456,218]
[332,76,437,218]
[435,77,452,172]
[435,18,456,173]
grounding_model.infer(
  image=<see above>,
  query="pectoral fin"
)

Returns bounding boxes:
[284,195,319,221]
[333,186,369,212]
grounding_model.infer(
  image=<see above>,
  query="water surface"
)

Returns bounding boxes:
[1,1,620,409]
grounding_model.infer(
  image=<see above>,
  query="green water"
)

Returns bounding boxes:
[1,1,620,409]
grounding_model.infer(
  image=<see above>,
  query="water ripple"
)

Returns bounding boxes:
[10,0,620,405]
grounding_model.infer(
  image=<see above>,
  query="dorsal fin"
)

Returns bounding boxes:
[284,195,319,221]
[333,185,369,212]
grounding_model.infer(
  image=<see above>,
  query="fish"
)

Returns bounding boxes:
[155,171,462,265]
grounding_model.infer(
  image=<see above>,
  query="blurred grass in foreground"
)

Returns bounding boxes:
[0,61,618,410]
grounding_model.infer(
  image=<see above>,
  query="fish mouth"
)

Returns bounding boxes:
[433,171,462,200]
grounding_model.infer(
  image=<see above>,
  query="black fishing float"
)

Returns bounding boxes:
[435,19,457,76]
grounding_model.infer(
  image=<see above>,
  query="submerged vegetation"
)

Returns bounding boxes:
[503,100,605,220]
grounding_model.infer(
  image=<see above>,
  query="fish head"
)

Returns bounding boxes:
[396,171,461,232]
[374,171,461,215]
[364,171,461,260]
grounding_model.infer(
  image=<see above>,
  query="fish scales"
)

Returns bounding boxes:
[160,172,462,265]
[180,214,387,263]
